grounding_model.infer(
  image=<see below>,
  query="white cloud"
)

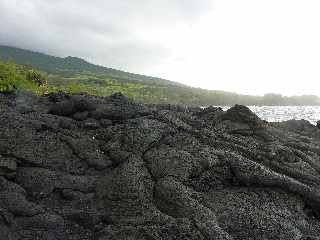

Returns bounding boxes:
[1,0,320,96]
[147,0,320,96]
[0,0,212,70]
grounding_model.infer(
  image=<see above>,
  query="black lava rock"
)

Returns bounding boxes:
[0,92,320,240]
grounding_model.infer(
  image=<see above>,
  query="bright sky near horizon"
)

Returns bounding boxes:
[1,0,320,96]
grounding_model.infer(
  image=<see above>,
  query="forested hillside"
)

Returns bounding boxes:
[1,45,320,106]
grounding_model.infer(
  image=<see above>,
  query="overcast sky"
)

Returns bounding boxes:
[1,0,320,96]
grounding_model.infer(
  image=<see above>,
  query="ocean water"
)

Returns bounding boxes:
[220,106,320,125]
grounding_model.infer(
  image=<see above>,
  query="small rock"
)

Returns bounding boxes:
[15,213,65,232]
[83,119,100,129]
[72,111,89,121]
[47,92,69,103]
[63,209,102,229]
[86,156,113,170]
[16,105,34,114]
[100,119,113,127]
[59,119,77,130]
[0,156,17,172]
[49,100,76,116]
[61,189,94,200]
[0,192,44,216]
[71,95,96,112]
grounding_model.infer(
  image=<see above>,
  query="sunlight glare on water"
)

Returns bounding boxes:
[220,106,320,125]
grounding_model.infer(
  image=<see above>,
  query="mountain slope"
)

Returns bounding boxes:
[0,45,181,86]
[1,45,320,106]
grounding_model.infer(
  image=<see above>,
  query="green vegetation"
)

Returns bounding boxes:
[0,58,53,95]
[0,59,19,92]
[0,45,181,86]
[1,45,320,106]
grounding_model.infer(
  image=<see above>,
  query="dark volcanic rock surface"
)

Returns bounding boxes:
[0,91,320,240]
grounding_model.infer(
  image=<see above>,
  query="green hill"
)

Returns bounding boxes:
[1,45,320,106]
[0,45,181,86]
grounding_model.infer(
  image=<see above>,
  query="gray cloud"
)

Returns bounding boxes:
[0,0,213,72]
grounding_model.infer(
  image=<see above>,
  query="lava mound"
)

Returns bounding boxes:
[0,92,320,240]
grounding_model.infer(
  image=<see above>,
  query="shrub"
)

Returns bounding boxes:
[0,58,54,95]
[0,59,21,92]
[26,69,47,86]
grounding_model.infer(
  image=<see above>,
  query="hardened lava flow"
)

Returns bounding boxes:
[0,91,320,240]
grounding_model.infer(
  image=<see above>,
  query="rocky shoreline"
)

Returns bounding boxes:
[0,91,320,239]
